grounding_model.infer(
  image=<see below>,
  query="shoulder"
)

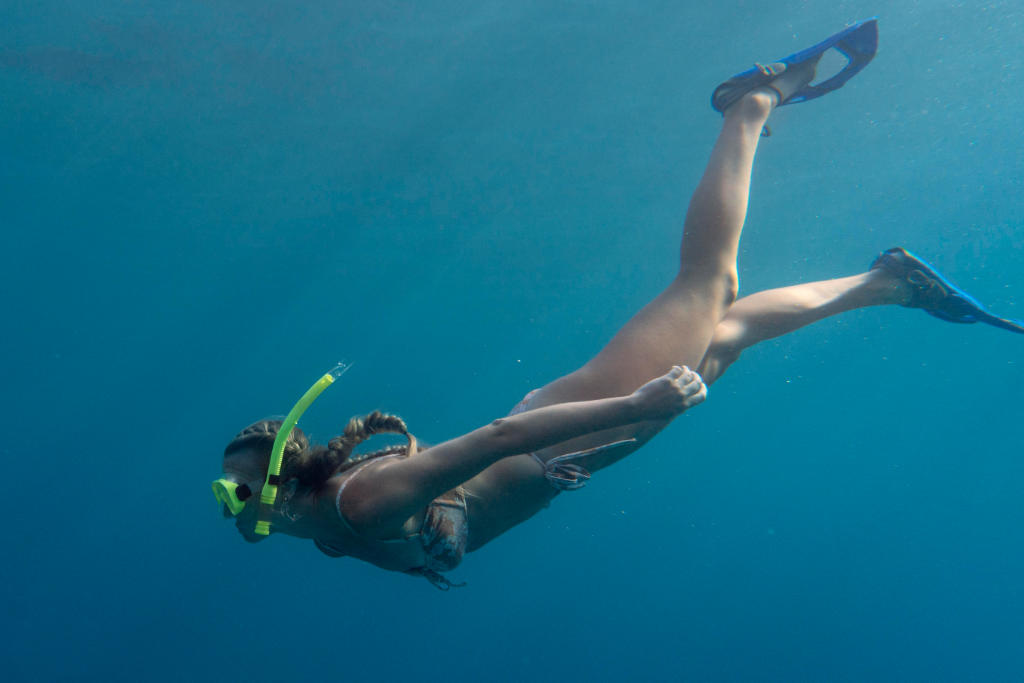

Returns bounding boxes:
[323,455,408,533]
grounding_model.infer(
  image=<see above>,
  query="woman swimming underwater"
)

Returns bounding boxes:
[213,20,1023,589]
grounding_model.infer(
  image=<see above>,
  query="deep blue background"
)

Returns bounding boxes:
[3,1,1023,681]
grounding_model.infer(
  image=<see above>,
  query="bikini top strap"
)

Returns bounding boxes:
[333,453,405,534]
[332,428,422,537]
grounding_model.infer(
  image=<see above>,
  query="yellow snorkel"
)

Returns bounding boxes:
[252,362,351,536]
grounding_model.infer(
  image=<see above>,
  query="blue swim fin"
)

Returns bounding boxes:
[712,18,878,113]
[871,247,1024,335]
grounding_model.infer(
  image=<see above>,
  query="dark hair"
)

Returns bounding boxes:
[223,411,416,492]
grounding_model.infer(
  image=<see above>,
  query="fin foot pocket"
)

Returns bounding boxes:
[710,18,878,114]
[870,247,1024,334]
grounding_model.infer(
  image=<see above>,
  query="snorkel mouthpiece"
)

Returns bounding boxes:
[253,362,351,536]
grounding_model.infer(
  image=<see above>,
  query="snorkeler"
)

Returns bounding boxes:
[213,20,1022,589]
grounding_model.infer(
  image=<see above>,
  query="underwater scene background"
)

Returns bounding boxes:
[3,1,1023,681]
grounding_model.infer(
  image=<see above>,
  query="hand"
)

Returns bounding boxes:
[631,366,707,421]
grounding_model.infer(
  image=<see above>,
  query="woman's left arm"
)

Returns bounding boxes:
[341,366,706,537]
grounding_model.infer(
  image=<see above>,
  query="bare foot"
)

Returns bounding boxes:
[864,266,913,306]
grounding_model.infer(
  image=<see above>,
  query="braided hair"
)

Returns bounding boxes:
[223,411,418,492]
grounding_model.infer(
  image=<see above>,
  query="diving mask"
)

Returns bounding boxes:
[211,478,252,516]
[211,362,350,533]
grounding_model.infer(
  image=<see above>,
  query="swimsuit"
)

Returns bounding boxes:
[313,391,634,588]
[315,453,469,590]
[508,390,636,491]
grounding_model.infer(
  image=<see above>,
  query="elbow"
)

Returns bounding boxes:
[485,416,525,457]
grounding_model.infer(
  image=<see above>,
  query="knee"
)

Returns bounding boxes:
[720,270,739,308]
[709,317,745,353]
[675,267,738,308]
[701,269,740,308]
[706,338,741,366]
[697,343,741,386]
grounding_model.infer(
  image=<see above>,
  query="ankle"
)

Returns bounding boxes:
[723,90,774,122]
[864,268,912,305]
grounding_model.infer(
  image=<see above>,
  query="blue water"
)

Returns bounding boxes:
[4,2,1023,681]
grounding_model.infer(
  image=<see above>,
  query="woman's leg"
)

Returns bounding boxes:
[474,94,782,511]
[698,268,911,385]
[506,82,818,472]
[531,91,778,413]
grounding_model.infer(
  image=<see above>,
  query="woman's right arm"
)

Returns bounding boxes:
[340,366,706,537]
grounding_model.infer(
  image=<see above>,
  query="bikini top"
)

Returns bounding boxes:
[314,454,469,590]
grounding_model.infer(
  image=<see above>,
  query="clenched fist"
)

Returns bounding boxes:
[630,366,707,420]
